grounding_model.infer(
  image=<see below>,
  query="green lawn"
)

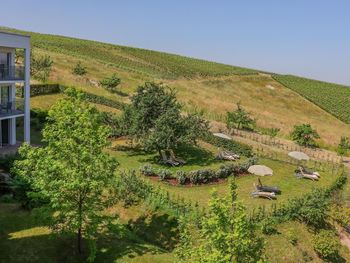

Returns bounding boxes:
[108,139,341,210]
[0,203,175,263]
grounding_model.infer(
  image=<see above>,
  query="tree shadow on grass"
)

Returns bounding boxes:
[126,212,179,250]
[174,144,220,167]
[0,203,173,262]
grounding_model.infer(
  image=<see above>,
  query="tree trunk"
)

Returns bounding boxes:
[77,227,82,254]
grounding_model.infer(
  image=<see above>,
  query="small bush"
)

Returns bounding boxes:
[139,164,155,176]
[158,169,172,181]
[313,230,340,260]
[72,62,87,76]
[176,171,187,185]
[260,219,277,235]
[99,73,121,93]
[286,229,298,245]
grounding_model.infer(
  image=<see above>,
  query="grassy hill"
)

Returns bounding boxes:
[1,27,350,146]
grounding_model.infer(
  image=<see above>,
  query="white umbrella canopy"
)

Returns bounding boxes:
[213,133,232,140]
[288,151,310,161]
[248,165,273,176]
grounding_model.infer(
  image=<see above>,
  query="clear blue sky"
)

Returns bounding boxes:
[2,0,350,85]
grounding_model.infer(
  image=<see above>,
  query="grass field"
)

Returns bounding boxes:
[109,139,341,210]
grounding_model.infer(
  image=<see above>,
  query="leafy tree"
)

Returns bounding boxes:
[99,73,121,93]
[337,136,350,157]
[13,88,118,260]
[30,52,53,82]
[290,123,320,147]
[72,62,87,76]
[123,82,208,157]
[176,180,264,263]
[226,102,256,131]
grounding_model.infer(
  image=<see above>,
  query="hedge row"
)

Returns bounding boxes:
[140,157,258,185]
[17,84,62,98]
[80,91,126,110]
[202,133,253,157]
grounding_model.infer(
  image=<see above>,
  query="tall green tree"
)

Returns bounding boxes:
[176,180,264,263]
[31,54,53,82]
[226,102,256,131]
[123,82,209,156]
[13,88,118,260]
[290,123,320,147]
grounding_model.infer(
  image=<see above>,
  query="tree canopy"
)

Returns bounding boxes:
[290,123,320,147]
[226,102,256,131]
[176,180,264,263]
[122,82,209,155]
[13,88,118,260]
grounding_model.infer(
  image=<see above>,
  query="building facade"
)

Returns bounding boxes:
[0,32,30,147]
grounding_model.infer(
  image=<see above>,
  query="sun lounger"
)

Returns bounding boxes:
[169,150,186,165]
[161,151,179,166]
[251,190,276,200]
[300,166,320,178]
[256,179,281,194]
[295,167,319,181]
[216,151,240,161]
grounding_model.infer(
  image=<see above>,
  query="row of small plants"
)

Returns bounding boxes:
[201,132,253,157]
[17,83,61,98]
[139,157,258,185]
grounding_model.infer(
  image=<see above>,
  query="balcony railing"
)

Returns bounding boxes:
[0,98,24,118]
[0,66,25,81]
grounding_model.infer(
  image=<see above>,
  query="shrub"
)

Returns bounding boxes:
[290,123,320,147]
[139,164,155,176]
[99,73,121,93]
[226,102,256,130]
[72,62,87,76]
[260,218,278,235]
[176,171,187,185]
[313,230,340,260]
[0,154,20,172]
[158,169,172,181]
[17,84,61,98]
[286,230,298,245]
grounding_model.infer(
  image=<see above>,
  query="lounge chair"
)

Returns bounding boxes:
[161,151,179,167]
[256,179,281,194]
[300,166,320,178]
[216,151,240,161]
[251,190,276,200]
[168,149,186,165]
[295,167,319,181]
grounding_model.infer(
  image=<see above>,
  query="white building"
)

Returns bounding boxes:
[0,32,30,147]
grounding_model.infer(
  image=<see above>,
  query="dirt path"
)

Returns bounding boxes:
[339,229,350,251]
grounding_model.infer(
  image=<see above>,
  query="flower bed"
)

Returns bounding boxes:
[139,157,258,186]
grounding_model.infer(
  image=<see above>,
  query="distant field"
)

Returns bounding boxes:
[273,75,350,124]
[2,28,258,79]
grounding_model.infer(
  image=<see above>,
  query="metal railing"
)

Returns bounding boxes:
[0,98,24,117]
[0,66,25,81]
